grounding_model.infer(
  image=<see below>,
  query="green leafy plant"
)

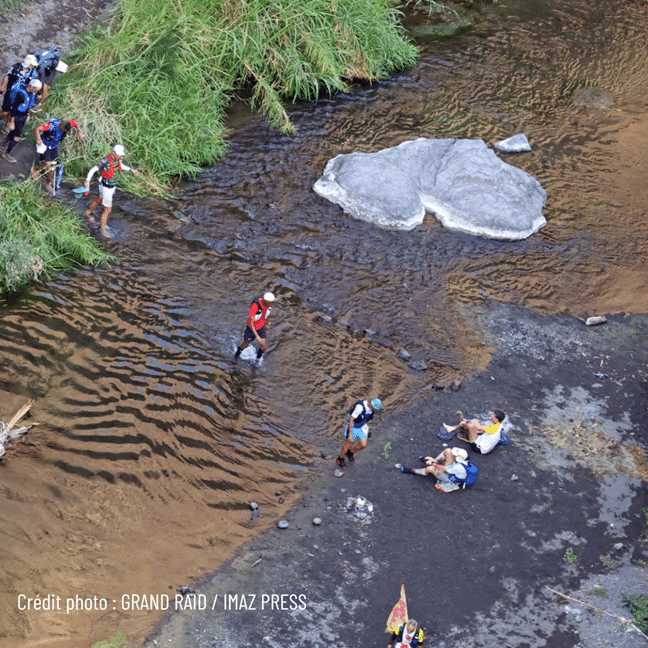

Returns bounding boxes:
[382,441,392,459]
[599,554,616,569]
[622,594,648,634]
[564,546,578,565]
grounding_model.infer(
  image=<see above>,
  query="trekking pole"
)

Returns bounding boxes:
[53,161,63,197]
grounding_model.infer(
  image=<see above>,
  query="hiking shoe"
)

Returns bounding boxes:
[2,151,16,163]
[336,457,347,469]
[400,466,414,474]
[345,450,355,463]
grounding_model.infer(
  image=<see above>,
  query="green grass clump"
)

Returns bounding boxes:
[0,182,110,293]
[622,594,648,634]
[91,631,137,648]
[0,0,21,15]
[47,0,418,189]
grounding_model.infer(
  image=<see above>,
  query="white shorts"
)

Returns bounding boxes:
[99,183,116,208]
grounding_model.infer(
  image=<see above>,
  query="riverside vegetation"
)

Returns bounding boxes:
[1,0,485,291]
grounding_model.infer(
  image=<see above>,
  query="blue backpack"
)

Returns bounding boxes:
[449,460,478,489]
[32,45,62,77]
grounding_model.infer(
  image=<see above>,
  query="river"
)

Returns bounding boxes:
[1,0,647,645]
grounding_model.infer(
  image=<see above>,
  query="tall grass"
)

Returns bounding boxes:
[47,0,418,188]
[0,182,111,293]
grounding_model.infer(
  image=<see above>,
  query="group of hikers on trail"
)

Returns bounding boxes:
[1,46,139,236]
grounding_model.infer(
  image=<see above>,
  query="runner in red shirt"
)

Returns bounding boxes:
[235,292,275,360]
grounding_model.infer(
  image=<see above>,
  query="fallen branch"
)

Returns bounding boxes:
[546,587,648,640]
[5,400,34,434]
[0,400,37,459]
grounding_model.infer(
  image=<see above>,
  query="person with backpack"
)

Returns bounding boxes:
[398,447,478,491]
[83,144,140,234]
[32,118,84,191]
[1,78,42,163]
[29,45,64,112]
[234,292,276,360]
[336,397,382,469]
[0,55,38,130]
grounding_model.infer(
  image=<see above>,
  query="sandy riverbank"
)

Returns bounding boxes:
[143,302,648,648]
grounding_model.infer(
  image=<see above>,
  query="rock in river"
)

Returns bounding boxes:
[313,138,547,240]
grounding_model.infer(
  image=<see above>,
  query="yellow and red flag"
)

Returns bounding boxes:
[385,584,408,633]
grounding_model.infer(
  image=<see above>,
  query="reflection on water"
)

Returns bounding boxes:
[1,0,647,644]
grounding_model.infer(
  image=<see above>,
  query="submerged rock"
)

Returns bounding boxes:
[313,138,547,240]
[572,87,613,109]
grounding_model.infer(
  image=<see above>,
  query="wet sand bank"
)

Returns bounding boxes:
[143,302,648,648]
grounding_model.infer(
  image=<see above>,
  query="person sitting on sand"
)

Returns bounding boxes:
[398,447,477,490]
[444,409,505,455]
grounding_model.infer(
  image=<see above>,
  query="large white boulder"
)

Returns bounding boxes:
[313,138,547,240]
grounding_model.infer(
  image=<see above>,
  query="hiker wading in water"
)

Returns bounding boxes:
[235,292,275,361]
[84,144,140,234]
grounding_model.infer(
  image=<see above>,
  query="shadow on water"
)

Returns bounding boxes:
[1,0,648,644]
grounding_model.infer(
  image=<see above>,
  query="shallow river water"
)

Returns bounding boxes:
[1,0,647,645]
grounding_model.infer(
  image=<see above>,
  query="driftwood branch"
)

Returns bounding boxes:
[546,587,648,640]
[5,400,34,434]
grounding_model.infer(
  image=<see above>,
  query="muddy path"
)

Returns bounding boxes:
[143,304,648,648]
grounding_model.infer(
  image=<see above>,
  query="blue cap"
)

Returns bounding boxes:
[371,398,382,410]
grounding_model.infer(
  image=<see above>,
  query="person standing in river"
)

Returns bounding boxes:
[83,144,140,235]
[234,292,275,361]
[336,398,381,469]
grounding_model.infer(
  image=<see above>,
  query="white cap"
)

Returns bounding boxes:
[23,55,38,67]
[113,144,126,156]
[263,292,275,302]
[29,79,42,90]
[451,447,468,462]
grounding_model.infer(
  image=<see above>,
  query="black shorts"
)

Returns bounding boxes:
[10,114,28,138]
[39,147,58,162]
[37,68,60,90]
[1,90,13,113]
[243,325,266,342]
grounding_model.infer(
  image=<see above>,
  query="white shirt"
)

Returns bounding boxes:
[475,423,501,454]
[396,627,417,647]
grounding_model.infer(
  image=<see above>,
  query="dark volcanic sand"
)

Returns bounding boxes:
[143,303,648,648]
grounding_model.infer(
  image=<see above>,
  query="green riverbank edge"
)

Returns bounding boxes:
[1,0,485,291]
